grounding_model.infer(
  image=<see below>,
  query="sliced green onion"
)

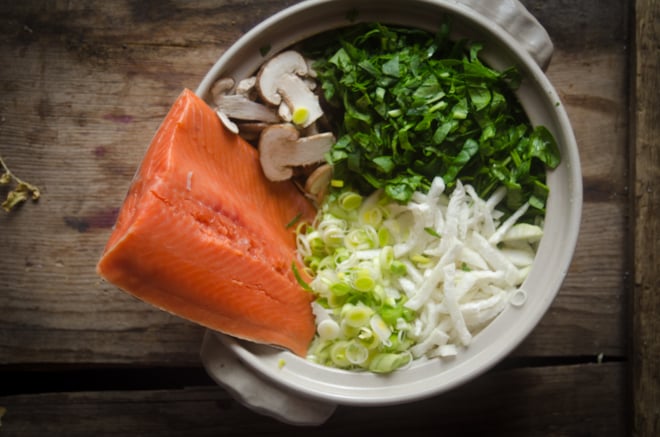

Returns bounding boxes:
[330,341,351,367]
[285,212,303,229]
[379,246,394,271]
[357,327,380,349]
[330,281,352,296]
[338,191,363,211]
[291,261,313,292]
[327,291,346,308]
[379,304,416,325]
[342,303,374,328]
[368,352,411,373]
[377,226,392,246]
[351,268,375,292]
[292,106,310,125]
[309,237,326,254]
[346,340,369,365]
[411,254,431,265]
[390,260,407,276]
[317,319,340,340]
[329,249,347,266]
[297,177,537,373]
[340,318,361,338]
[361,206,384,227]
[322,226,345,247]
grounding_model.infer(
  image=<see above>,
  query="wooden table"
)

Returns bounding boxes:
[1,1,657,435]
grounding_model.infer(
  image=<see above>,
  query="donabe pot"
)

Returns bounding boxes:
[197,0,582,406]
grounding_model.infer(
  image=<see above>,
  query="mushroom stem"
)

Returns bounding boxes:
[258,123,335,181]
[216,94,280,123]
[304,163,333,204]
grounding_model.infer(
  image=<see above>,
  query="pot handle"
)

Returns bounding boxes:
[200,331,337,426]
[455,0,554,70]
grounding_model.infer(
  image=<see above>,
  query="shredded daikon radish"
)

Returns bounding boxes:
[298,177,543,372]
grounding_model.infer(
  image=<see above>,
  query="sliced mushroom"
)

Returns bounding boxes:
[235,121,270,141]
[277,102,292,122]
[216,94,280,123]
[304,57,318,78]
[277,74,324,127]
[304,163,333,204]
[301,121,320,137]
[235,76,258,99]
[258,123,335,181]
[257,50,309,105]
[257,50,323,128]
[210,77,235,106]
[216,110,239,134]
[303,77,317,91]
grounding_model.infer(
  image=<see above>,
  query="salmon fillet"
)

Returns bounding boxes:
[97,88,317,356]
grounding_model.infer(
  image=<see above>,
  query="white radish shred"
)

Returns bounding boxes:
[510,288,529,307]
[298,177,543,372]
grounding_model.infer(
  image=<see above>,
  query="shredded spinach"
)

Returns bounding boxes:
[303,23,560,220]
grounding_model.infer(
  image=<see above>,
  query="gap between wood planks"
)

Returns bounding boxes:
[0,354,626,397]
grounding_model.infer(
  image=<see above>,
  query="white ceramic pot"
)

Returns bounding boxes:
[197,0,582,417]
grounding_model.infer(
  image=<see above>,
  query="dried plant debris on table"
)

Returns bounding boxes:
[0,155,40,212]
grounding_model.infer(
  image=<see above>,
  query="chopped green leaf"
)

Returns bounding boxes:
[292,261,314,292]
[259,44,271,57]
[529,126,561,169]
[285,212,302,229]
[303,23,560,221]
[372,155,395,173]
[382,55,400,77]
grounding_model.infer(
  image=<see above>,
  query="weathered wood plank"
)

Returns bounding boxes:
[631,0,660,436]
[0,362,626,436]
[0,0,298,365]
[0,0,630,364]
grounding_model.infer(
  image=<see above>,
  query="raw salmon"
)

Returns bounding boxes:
[97,88,317,356]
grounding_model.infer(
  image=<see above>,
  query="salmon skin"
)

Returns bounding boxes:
[97,88,317,357]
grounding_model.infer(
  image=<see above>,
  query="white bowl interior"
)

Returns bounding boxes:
[196,0,582,406]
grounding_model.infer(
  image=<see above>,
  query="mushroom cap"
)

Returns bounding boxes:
[257,50,309,106]
[210,77,236,106]
[304,163,333,204]
[258,123,335,182]
[235,76,257,98]
[235,121,270,141]
[216,110,239,134]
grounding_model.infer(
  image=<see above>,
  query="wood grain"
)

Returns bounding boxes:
[631,0,660,436]
[0,362,626,436]
[0,0,637,434]
[1,0,296,365]
[0,1,630,365]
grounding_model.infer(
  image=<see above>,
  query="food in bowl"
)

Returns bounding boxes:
[208,22,560,373]
[196,0,581,405]
[98,0,581,404]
